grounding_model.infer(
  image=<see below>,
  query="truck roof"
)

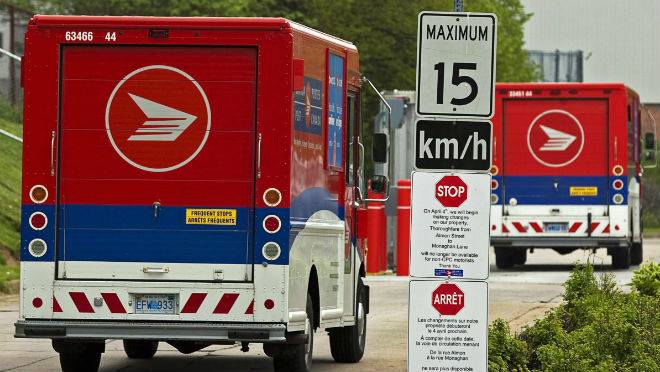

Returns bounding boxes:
[30,15,357,51]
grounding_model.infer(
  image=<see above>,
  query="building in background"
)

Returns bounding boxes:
[527,49,583,83]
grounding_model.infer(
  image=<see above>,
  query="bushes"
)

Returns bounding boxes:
[489,262,660,372]
[632,261,660,296]
[488,319,529,372]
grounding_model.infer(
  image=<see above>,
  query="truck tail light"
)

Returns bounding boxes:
[612,179,623,190]
[612,165,623,176]
[262,242,281,261]
[489,165,499,175]
[613,194,624,204]
[28,239,47,258]
[32,297,43,308]
[490,194,499,204]
[29,212,48,230]
[263,188,282,207]
[29,185,48,204]
[263,215,281,234]
[491,180,498,190]
[264,299,275,310]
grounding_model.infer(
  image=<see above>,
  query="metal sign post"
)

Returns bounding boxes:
[408,6,496,372]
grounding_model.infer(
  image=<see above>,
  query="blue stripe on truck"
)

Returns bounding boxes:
[502,175,627,205]
[22,204,291,265]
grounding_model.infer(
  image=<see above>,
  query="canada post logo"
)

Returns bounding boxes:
[105,65,211,172]
[527,109,584,167]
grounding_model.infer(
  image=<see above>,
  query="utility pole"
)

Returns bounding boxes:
[454,0,464,12]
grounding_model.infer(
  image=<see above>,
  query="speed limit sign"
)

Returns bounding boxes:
[416,12,497,118]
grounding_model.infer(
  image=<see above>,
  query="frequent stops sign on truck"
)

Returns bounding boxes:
[410,171,490,280]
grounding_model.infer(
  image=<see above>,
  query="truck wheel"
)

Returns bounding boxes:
[631,240,643,266]
[123,340,158,359]
[611,246,631,269]
[329,277,367,363]
[273,294,314,372]
[494,247,515,269]
[514,248,527,266]
[59,351,101,372]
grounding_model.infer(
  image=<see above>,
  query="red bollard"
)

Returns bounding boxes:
[379,196,388,273]
[366,188,386,274]
[396,179,411,276]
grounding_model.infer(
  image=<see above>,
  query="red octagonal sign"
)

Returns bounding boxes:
[435,175,468,207]
[432,283,464,316]
[105,65,211,173]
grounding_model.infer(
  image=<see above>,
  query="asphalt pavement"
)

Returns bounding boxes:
[1,240,658,372]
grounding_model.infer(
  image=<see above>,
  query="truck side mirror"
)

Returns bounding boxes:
[644,133,655,150]
[370,175,388,194]
[372,133,388,163]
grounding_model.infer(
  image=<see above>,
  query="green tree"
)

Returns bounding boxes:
[14,0,249,16]
[248,0,539,90]
[17,0,539,87]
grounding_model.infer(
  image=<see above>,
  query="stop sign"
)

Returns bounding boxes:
[435,176,468,207]
[432,283,464,316]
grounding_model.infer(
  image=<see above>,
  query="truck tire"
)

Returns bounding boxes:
[494,247,515,269]
[611,246,631,269]
[514,248,527,266]
[631,240,643,266]
[329,277,367,363]
[123,340,158,359]
[273,294,314,372]
[59,351,101,372]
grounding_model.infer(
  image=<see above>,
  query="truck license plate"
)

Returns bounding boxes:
[544,223,568,233]
[134,294,177,314]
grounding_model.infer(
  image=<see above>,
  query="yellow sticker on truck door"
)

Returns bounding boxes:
[186,209,237,225]
[569,186,598,196]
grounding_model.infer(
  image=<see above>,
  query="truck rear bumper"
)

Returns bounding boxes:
[15,320,286,343]
[491,237,628,248]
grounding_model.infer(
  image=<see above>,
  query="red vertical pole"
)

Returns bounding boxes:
[396,179,411,276]
[366,188,385,274]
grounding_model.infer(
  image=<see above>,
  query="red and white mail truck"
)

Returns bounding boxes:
[490,83,654,269]
[16,16,390,372]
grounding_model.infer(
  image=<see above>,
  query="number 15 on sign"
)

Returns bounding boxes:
[416,12,497,118]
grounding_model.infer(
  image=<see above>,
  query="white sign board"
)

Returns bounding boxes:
[416,12,497,118]
[408,280,488,372]
[410,171,490,279]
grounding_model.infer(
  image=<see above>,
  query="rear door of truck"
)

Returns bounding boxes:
[57,46,257,282]
[502,98,609,222]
